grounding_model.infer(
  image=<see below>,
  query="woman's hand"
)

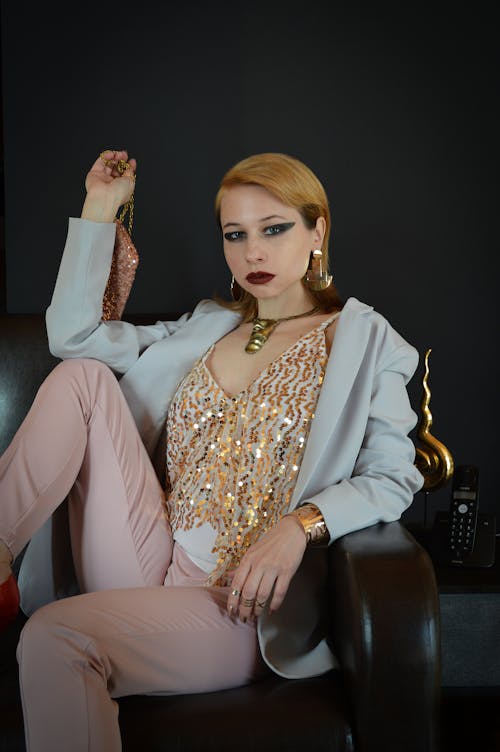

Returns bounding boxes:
[81,149,137,224]
[227,515,307,622]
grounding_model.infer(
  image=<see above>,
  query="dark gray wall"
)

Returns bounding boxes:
[1,3,498,524]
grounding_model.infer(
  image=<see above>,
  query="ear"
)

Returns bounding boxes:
[312,216,326,247]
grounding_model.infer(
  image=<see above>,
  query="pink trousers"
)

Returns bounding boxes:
[0,359,268,752]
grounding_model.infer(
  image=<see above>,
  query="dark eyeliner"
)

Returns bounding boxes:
[224,230,246,241]
[264,222,296,235]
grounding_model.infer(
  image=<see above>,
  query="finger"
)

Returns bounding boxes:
[98,150,131,175]
[227,584,241,620]
[239,592,258,622]
[89,154,111,173]
[253,571,275,615]
[98,150,118,170]
[253,597,269,617]
[226,561,252,618]
[227,571,245,616]
[238,567,268,622]
[122,163,136,183]
[100,149,129,161]
[268,574,290,614]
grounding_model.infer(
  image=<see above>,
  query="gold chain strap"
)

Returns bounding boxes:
[118,192,134,236]
[115,158,134,236]
[100,154,135,236]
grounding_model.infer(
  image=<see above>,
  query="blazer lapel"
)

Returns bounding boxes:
[290,298,373,506]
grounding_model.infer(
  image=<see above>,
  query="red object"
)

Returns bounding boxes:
[0,574,20,631]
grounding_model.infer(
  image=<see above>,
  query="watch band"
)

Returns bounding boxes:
[289,503,330,545]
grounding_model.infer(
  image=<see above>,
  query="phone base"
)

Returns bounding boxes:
[431,511,497,568]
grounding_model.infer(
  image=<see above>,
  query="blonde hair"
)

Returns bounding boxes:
[215,153,343,320]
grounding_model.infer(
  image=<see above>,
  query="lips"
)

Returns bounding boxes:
[246,272,275,284]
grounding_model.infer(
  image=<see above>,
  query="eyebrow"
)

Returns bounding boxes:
[222,214,289,229]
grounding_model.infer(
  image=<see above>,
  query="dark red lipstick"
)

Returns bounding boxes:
[246,272,275,284]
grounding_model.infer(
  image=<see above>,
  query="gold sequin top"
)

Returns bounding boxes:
[165,313,339,586]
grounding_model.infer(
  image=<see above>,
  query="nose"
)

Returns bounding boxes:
[245,234,266,264]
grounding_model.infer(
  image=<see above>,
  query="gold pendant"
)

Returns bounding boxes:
[245,319,279,354]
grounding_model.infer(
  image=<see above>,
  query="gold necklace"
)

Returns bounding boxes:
[245,306,319,354]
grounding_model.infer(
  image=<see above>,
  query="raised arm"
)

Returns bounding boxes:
[46,151,186,373]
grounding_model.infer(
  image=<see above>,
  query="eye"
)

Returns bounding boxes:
[224,230,246,242]
[263,222,296,236]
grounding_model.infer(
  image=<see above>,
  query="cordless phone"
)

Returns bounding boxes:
[427,464,495,568]
[449,464,479,563]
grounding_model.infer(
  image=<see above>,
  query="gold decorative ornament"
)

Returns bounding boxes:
[304,249,332,291]
[241,597,256,607]
[288,503,329,544]
[414,348,454,491]
[245,307,319,354]
[230,275,243,302]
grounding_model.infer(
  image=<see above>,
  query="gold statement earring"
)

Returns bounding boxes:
[305,249,332,291]
[230,276,243,302]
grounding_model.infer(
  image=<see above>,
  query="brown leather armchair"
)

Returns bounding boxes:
[0,314,440,752]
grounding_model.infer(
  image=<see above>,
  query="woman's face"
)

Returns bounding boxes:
[220,184,325,305]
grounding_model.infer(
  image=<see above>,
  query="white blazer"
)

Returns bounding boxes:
[20,218,423,679]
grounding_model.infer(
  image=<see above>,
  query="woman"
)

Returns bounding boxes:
[0,150,423,751]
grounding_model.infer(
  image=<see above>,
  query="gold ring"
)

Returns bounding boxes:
[256,600,267,608]
[231,588,240,598]
[241,597,255,607]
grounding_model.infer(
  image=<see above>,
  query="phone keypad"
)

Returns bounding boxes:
[449,497,478,559]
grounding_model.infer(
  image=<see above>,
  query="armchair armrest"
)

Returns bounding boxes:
[328,521,440,752]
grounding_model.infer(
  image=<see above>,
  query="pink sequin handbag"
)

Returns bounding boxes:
[102,201,139,321]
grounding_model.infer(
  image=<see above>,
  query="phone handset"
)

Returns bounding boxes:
[449,464,479,563]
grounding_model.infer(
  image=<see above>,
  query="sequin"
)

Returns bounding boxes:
[102,221,139,321]
[165,315,336,586]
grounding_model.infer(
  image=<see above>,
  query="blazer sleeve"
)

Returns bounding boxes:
[305,342,424,542]
[46,218,191,374]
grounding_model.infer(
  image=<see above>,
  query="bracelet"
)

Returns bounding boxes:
[289,503,330,545]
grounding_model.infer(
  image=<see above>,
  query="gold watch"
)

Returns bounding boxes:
[289,503,329,545]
